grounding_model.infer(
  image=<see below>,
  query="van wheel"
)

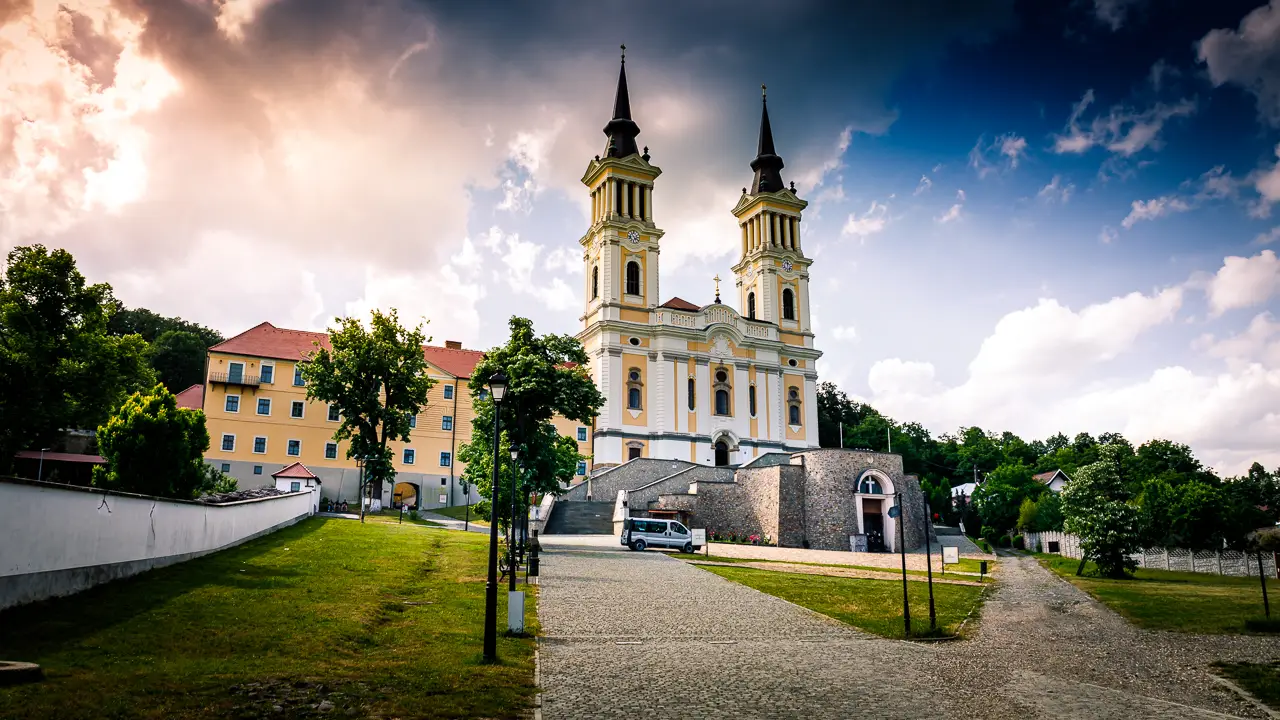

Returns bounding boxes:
[634,539,647,552]
[683,542,694,554]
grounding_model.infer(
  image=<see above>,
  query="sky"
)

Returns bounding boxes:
[3,0,1280,476]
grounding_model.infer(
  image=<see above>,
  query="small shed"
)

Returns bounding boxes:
[272,462,321,513]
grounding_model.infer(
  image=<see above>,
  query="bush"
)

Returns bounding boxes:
[198,464,238,496]
[981,525,997,540]
[1012,534,1025,550]
[408,509,420,521]
[472,499,492,522]
[93,385,211,499]
[1035,541,1043,553]
[998,534,1011,548]
[980,540,992,553]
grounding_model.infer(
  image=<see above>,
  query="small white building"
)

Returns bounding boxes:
[1034,469,1071,493]
[273,462,321,514]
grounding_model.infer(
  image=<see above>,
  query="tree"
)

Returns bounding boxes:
[458,316,604,528]
[1016,497,1038,533]
[0,245,155,472]
[971,462,1042,535]
[1032,492,1064,532]
[148,330,208,391]
[92,385,211,499]
[1061,445,1142,578]
[107,304,223,348]
[302,310,434,503]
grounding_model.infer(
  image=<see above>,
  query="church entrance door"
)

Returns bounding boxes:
[714,441,729,466]
[862,501,885,552]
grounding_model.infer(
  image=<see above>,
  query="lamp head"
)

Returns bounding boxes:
[488,371,508,403]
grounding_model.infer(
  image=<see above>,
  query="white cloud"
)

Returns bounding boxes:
[956,189,966,202]
[544,245,581,274]
[1255,226,1280,245]
[1093,0,1143,31]
[831,325,858,341]
[1195,312,1280,370]
[1099,226,1119,244]
[1204,249,1280,316]
[1197,0,1280,127]
[841,201,889,238]
[1121,195,1191,228]
[1052,89,1195,157]
[1036,175,1074,203]
[937,204,962,223]
[999,134,1028,167]
[1249,144,1280,217]
[795,125,853,196]
[968,133,1027,178]
[913,175,932,195]
[1149,58,1177,91]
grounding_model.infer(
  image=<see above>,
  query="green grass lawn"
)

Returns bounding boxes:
[1038,553,1275,634]
[671,553,993,582]
[703,564,986,638]
[430,503,489,526]
[1214,661,1280,710]
[0,518,536,719]
[365,508,445,527]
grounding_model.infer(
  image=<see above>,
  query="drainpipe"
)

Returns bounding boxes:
[448,377,459,506]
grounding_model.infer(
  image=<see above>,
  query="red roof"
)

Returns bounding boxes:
[175,384,204,410]
[14,451,104,464]
[659,297,701,311]
[1034,470,1069,483]
[210,322,485,378]
[272,461,319,480]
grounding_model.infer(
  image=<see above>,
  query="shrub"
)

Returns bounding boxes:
[472,499,492,521]
[1035,541,1043,553]
[93,385,211,499]
[408,509,420,521]
[998,534,1011,548]
[1012,534,1025,550]
[981,525,997,541]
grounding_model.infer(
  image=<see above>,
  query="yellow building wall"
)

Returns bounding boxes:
[619,309,650,324]
[551,415,594,484]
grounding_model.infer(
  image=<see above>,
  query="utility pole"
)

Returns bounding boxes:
[838,422,843,448]
[887,427,891,453]
[897,492,910,638]
[921,496,937,631]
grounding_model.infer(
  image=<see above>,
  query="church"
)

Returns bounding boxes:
[577,52,822,470]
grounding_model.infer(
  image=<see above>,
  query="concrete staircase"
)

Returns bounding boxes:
[544,501,616,535]
[931,525,988,555]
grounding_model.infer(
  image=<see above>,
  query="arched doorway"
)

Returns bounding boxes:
[714,441,729,467]
[393,481,420,510]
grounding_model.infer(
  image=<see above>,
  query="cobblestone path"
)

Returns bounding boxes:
[537,538,1278,719]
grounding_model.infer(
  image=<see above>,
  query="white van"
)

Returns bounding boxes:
[621,517,697,553]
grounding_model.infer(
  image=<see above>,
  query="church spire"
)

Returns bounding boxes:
[602,45,641,159]
[749,85,785,194]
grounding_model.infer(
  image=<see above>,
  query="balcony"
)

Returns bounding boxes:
[209,372,260,387]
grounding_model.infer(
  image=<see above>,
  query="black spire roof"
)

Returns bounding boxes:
[602,45,640,159]
[750,85,785,194]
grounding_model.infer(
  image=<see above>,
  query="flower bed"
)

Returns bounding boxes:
[708,530,775,546]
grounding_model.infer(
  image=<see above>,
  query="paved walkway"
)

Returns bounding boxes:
[537,536,1278,719]
[417,510,488,533]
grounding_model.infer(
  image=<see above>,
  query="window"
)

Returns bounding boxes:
[221,434,235,451]
[625,260,640,295]
[749,385,757,417]
[327,405,340,422]
[407,413,417,429]
[325,442,337,460]
[287,439,301,457]
[477,388,488,401]
[789,404,801,425]
[442,415,453,431]
[628,387,642,410]
[672,522,688,535]
[403,448,415,465]
[715,370,728,383]
[291,401,304,419]
[260,364,274,384]
[577,460,587,475]
[440,451,452,467]
[626,367,643,410]
[715,389,730,416]
[747,292,756,319]
[290,481,301,493]
[293,365,305,386]
[859,477,883,494]
[257,398,271,415]
[443,385,454,400]
[592,265,599,299]
[221,462,231,473]
[228,361,244,383]
[253,465,263,475]
[688,378,695,411]
[577,427,588,442]
[253,436,267,454]
[782,287,796,321]
[225,395,240,413]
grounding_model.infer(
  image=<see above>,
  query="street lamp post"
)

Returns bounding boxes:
[482,371,508,663]
[509,448,520,593]
[38,448,50,482]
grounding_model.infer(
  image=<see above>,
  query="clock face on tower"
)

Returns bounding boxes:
[781,259,793,272]
[627,230,640,245]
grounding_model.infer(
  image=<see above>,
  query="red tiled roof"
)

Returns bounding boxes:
[1034,470,1068,483]
[14,451,104,464]
[272,461,320,480]
[209,322,485,378]
[174,384,204,410]
[659,297,701,311]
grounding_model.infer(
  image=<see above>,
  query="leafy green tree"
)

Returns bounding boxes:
[107,305,223,348]
[1133,439,1217,488]
[1032,491,1064,532]
[148,330,207,391]
[1168,481,1228,551]
[1136,476,1178,547]
[1221,463,1280,549]
[302,310,434,502]
[1016,497,1038,532]
[972,461,1042,535]
[458,317,604,528]
[0,245,155,472]
[92,385,211,498]
[1061,445,1142,578]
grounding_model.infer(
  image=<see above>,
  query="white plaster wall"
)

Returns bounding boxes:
[804,377,820,447]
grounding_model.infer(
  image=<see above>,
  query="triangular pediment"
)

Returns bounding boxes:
[582,153,662,185]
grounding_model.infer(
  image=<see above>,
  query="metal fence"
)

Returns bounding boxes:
[1023,530,1278,578]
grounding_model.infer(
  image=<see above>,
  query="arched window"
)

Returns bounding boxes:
[789,404,801,425]
[627,368,643,410]
[629,387,642,410]
[782,287,795,321]
[715,389,730,415]
[747,292,756,319]
[748,385,756,416]
[712,366,731,416]
[687,378,695,411]
[592,266,599,299]
[859,477,883,494]
[714,441,729,467]
[787,385,802,426]
[625,261,641,296]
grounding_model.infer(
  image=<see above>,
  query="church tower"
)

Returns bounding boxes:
[580,47,665,328]
[731,88,812,339]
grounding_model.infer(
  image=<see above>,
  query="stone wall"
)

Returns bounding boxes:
[652,493,697,514]
[689,465,800,544]
[790,449,928,552]
[626,467,697,511]
[561,458,697,502]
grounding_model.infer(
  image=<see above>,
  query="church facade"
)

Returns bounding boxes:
[578,55,822,469]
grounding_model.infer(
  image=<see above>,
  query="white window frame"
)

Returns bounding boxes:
[287,439,301,457]
[256,397,272,416]
[253,436,267,455]
[327,405,340,422]
[325,442,338,460]
[259,362,275,384]
[442,415,453,431]
[443,385,454,400]
[225,394,240,413]
[439,451,451,467]
[293,365,305,386]
[290,400,305,419]
[403,448,415,465]
[228,361,246,382]
[220,433,236,452]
